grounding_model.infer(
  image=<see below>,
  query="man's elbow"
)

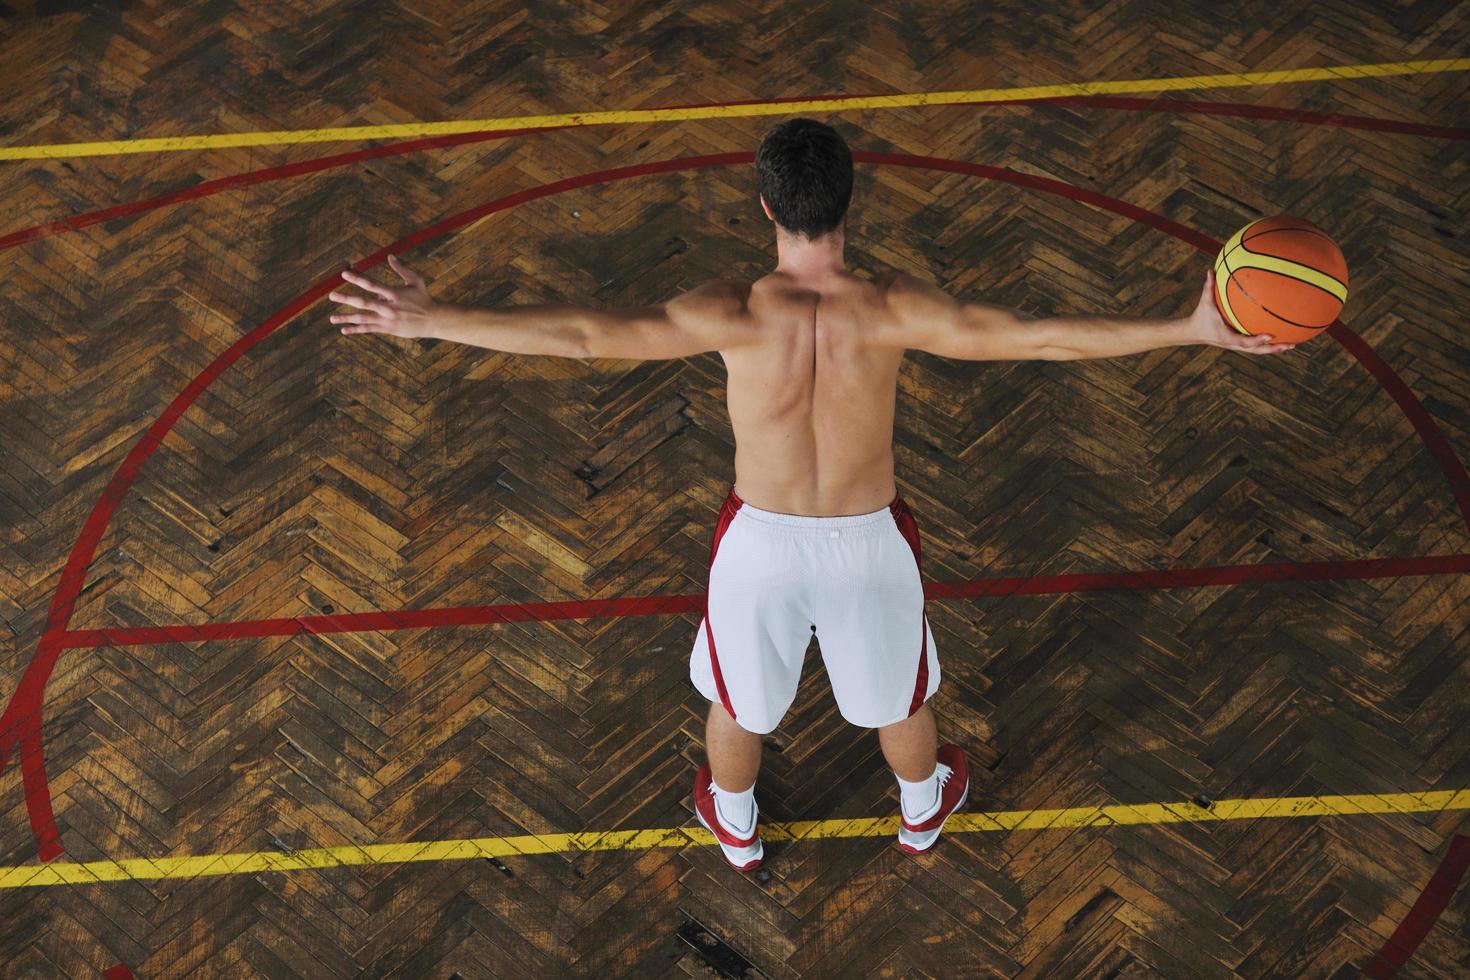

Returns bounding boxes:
[959,309,1054,361]
[565,311,606,359]
[568,328,596,359]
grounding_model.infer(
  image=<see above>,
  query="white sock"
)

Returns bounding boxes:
[712,781,757,836]
[897,765,941,822]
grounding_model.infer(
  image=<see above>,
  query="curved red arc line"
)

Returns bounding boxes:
[0,124,570,253]
[1364,834,1470,977]
[1327,322,1470,531]
[3,96,1465,255]
[3,149,1467,871]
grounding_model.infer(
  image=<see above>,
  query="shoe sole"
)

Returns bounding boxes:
[897,783,969,855]
[695,805,764,871]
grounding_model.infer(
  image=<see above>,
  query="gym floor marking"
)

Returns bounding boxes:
[1,77,1466,978]
[1,56,1466,160]
[5,150,1468,873]
[3,789,1467,890]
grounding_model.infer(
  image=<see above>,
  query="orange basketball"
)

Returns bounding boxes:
[1212,216,1349,344]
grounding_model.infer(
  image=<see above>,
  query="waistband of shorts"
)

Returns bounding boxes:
[729,485,900,532]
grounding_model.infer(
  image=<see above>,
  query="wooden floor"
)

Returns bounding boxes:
[2,1,1469,977]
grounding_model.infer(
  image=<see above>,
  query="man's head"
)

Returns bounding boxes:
[755,118,853,241]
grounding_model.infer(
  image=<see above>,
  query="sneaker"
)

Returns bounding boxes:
[693,763,764,871]
[897,744,969,855]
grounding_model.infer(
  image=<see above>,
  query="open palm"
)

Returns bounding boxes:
[330,255,438,339]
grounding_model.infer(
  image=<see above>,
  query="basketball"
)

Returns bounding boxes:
[1212,216,1349,343]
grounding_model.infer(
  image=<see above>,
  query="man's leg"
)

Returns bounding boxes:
[877,701,938,781]
[695,699,766,870]
[880,701,967,853]
[706,700,763,792]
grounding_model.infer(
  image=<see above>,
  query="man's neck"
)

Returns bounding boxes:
[773,229,847,279]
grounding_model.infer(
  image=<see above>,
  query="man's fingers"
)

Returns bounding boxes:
[340,270,395,299]
[330,313,380,326]
[1219,331,1295,355]
[388,254,424,286]
[339,324,390,335]
[328,290,391,315]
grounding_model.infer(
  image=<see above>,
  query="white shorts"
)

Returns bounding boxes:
[689,485,940,734]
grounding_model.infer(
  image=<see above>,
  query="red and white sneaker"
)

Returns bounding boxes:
[897,744,969,855]
[693,763,764,871]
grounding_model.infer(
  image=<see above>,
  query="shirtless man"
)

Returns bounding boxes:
[331,118,1293,871]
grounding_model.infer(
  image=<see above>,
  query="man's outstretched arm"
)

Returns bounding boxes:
[885,271,1296,360]
[331,256,749,360]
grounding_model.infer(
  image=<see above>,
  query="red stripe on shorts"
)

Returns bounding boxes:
[705,486,745,720]
[889,495,930,716]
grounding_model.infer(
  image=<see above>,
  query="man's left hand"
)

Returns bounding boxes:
[1190,270,1295,355]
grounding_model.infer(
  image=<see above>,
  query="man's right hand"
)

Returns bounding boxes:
[331,255,441,339]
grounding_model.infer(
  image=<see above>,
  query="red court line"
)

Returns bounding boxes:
[4,150,1468,865]
[1364,834,1470,978]
[56,554,1470,650]
[1327,322,1470,533]
[0,124,569,252]
[101,965,134,980]
[3,97,1464,255]
[61,592,703,648]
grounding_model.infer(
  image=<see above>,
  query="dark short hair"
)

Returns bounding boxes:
[755,118,853,239]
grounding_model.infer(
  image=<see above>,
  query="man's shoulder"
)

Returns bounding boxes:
[874,270,939,298]
[869,271,954,327]
[671,278,753,319]
[687,277,754,303]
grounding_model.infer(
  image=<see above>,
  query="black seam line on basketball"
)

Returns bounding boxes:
[1220,238,1348,294]
[1225,252,1346,305]
[1242,222,1335,245]
[1228,238,1352,295]
[1222,253,1345,320]
[1227,274,1326,329]
[1219,239,1252,273]
[1220,239,1348,307]
[1226,268,1311,328]
[1238,236,1348,291]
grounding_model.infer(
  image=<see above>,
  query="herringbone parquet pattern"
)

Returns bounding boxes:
[2,1,1469,977]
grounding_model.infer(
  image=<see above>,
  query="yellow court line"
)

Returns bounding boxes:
[3,788,1466,889]
[3,57,1468,161]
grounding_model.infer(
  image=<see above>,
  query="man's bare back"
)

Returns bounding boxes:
[718,269,906,517]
